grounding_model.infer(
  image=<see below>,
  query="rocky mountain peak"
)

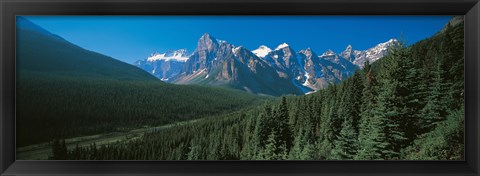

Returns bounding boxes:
[300,48,315,57]
[196,33,218,52]
[321,49,336,57]
[340,45,355,62]
[345,45,353,51]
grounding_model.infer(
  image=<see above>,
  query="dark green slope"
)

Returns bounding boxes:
[16,17,266,147]
[16,17,158,81]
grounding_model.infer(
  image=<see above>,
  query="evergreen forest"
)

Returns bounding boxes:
[48,18,464,160]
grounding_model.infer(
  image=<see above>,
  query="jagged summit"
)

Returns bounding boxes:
[300,47,314,54]
[196,33,218,52]
[321,49,336,57]
[200,32,212,39]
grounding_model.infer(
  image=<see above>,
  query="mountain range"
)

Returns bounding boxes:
[134,34,398,96]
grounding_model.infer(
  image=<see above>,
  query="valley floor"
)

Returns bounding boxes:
[17,118,203,160]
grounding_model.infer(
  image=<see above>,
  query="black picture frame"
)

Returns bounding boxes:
[1,0,479,175]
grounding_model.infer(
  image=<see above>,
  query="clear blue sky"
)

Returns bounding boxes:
[23,16,452,64]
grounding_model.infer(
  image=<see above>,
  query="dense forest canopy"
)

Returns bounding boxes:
[51,17,464,160]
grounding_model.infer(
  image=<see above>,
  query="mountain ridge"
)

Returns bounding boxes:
[134,34,397,96]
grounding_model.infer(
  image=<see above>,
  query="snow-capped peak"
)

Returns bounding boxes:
[252,45,272,58]
[275,43,289,50]
[376,38,398,48]
[147,49,190,62]
[321,49,336,57]
[371,38,398,52]
[351,38,398,68]
[387,38,398,43]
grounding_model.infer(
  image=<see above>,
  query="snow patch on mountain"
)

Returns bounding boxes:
[291,77,311,94]
[232,46,242,56]
[147,49,190,62]
[252,45,272,58]
[302,72,311,87]
[275,43,289,50]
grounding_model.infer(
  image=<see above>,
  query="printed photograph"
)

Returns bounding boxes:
[16,16,464,160]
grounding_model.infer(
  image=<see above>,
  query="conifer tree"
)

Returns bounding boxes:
[419,56,448,132]
[356,62,389,160]
[277,97,293,150]
[331,118,358,160]
[316,87,337,159]
[258,130,278,160]
[373,46,409,159]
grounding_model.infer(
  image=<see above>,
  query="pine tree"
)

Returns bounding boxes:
[317,88,337,159]
[402,50,428,142]
[440,21,464,111]
[289,127,304,160]
[289,122,314,160]
[277,97,293,151]
[240,114,255,160]
[258,130,278,160]
[419,56,448,132]
[331,118,358,160]
[373,46,409,159]
[256,105,272,146]
[356,65,389,160]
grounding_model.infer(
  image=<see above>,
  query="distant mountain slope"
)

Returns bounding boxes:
[16,17,267,147]
[17,17,159,81]
[133,49,189,81]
